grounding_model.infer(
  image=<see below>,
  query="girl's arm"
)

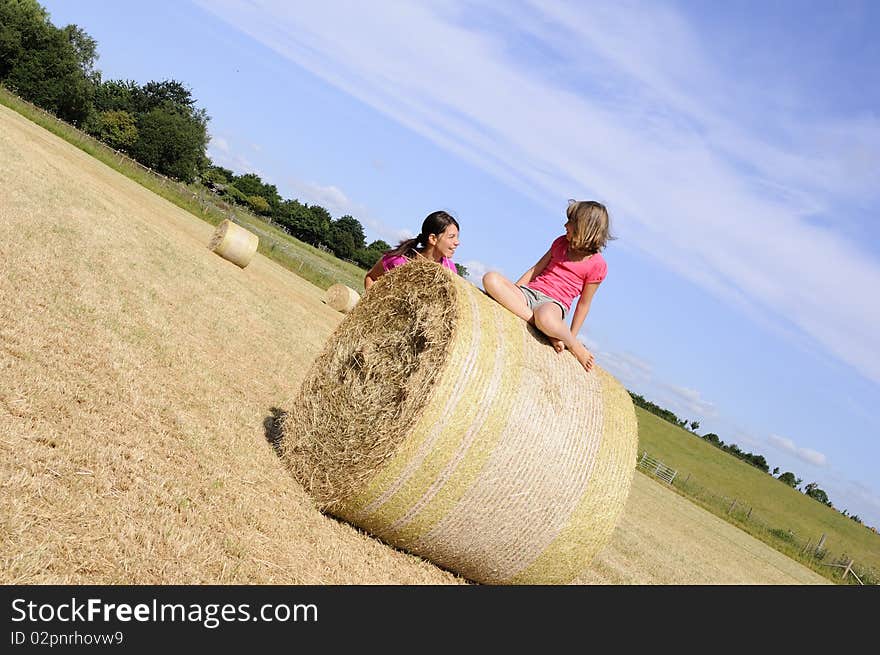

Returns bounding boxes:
[516,249,552,286]
[364,259,385,290]
[569,281,600,338]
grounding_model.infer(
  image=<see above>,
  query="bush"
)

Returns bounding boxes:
[246,195,270,215]
[97,110,138,151]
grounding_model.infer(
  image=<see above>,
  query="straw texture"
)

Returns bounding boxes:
[281,258,638,584]
[325,283,361,313]
[208,219,259,268]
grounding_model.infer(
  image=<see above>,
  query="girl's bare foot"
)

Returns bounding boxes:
[570,342,594,372]
[549,337,565,353]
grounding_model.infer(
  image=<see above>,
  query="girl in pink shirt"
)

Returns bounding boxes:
[483,200,611,373]
[364,211,460,290]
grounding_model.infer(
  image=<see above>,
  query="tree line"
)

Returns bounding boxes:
[629,391,866,524]
[0,0,465,274]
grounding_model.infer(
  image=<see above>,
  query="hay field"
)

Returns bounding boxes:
[0,103,828,584]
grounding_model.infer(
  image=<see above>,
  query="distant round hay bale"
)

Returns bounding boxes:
[208,219,259,268]
[325,283,361,313]
[280,258,638,584]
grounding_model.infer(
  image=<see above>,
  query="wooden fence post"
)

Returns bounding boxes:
[727,499,737,514]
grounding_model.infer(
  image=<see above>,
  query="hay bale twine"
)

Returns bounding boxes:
[281,258,638,584]
[208,219,259,268]
[325,283,361,313]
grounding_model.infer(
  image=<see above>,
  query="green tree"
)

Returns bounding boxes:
[201,167,229,186]
[353,239,391,268]
[305,205,333,246]
[231,173,281,212]
[62,23,99,84]
[0,1,96,124]
[772,466,780,476]
[130,79,197,115]
[207,165,234,183]
[689,420,700,431]
[329,215,366,259]
[93,79,137,113]
[777,472,798,487]
[702,433,721,446]
[130,105,208,182]
[96,109,138,151]
[803,482,832,507]
[455,262,469,278]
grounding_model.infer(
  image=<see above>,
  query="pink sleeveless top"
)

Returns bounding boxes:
[381,253,457,274]
[526,236,607,309]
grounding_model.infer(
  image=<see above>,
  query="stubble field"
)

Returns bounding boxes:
[0,103,829,585]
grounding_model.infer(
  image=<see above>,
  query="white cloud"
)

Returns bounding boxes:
[211,135,230,153]
[597,349,654,389]
[207,144,261,178]
[595,348,715,420]
[656,383,717,419]
[768,434,828,467]
[195,0,880,385]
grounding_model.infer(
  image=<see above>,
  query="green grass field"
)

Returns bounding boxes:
[2,84,876,584]
[635,408,880,583]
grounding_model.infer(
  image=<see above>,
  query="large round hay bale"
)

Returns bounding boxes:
[325,283,360,313]
[281,258,638,584]
[208,219,259,268]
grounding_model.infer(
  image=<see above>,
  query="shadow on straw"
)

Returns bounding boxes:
[263,406,287,456]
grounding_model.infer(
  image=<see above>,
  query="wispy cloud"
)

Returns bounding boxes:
[196,0,880,386]
[285,177,412,245]
[597,348,716,420]
[207,139,261,178]
[211,135,230,153]
[461,259,490,286]
[768,434,829,467]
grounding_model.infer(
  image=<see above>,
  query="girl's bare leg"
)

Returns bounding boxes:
[532,303,595,372]
[482,271,533,321]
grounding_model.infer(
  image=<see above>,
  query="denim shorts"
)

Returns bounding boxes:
[519,286,568,320]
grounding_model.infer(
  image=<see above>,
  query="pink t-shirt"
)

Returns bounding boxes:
[526,235,607,310]
[381,253,457,274]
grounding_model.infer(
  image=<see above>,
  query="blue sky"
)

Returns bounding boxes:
[40,1,880,530]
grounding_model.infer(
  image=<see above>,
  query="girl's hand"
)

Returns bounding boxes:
[550,337,565,353]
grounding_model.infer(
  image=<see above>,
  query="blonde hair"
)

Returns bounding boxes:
[566,200,613,255]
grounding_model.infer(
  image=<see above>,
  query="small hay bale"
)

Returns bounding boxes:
[208,219,259,268]
[280,258,638,584]
[325,283,361,313]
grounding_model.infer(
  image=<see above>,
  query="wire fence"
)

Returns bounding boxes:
[639,452,877,585]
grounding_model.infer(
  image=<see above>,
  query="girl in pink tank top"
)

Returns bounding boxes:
[483,200,612,374]
[364,211,460,291]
